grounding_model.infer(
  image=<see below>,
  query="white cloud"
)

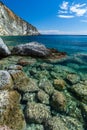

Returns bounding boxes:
[58,1,87,18]
[39,30,62,34]
[39,30,87,35]
[60,1,69,10]
[58,15,74,18]
[70,4,87,16]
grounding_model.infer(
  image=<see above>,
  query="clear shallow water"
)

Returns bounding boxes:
[1,35,87,129]
[1,35,87,55]
[1,35,87,74]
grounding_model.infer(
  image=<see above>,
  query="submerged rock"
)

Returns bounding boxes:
[53,79,67,90]
[0,70,13,90]
[66,73,80,84]
[8,70,39,93]
[0,38,11,57]
[12,42,50,57]
[7,65,23,70]
[37,90,50,104]
[80,103,87,123]
[26,124,44,130]
[51,90,66,112]
[0,90,26,130]
[61,115,84,130]
[23,93,36,103]
[39,79,54,95]
[17,57,37,66]
[71,81,87,103]
[25,102,51,124]
[45,116,68,130]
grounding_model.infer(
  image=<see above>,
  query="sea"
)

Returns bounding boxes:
[1,35,87,74]
[1,35,87,129]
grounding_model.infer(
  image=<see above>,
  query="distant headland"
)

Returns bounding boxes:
[0,2,39,36]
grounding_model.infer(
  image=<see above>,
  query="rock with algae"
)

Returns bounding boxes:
[8,70,39,93]
[51,90,66,112]
[0,90,26,130]
[25,102,51,124]
[45,116,68,130]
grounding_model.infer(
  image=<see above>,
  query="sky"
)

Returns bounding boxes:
[1,0,87,34]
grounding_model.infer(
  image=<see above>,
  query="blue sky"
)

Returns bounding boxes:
[1,0,87,34]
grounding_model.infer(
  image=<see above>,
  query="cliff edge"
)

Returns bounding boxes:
[0,2,39,35]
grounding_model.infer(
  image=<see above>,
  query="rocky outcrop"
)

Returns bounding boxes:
[12,42,50,57]
[0,2,39,35]
[0,37,11,57]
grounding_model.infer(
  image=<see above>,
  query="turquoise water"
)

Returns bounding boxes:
[1,35,87,74]
[1,35,87,129]
[1,35,87,55]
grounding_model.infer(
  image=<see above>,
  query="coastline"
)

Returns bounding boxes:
[0,37,87,130]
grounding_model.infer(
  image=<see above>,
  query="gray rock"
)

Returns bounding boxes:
[12,42,50,57]
[45,116,68,130]
[0,38,11,57]
[37,90,50,104]
[0,70,13,90]
[0,2,39,35]
[25,102,51,124]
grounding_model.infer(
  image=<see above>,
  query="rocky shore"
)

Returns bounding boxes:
[0,37,87,130]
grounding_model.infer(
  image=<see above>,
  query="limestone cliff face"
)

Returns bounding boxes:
[0,2,39,35]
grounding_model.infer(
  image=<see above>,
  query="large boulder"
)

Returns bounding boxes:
[12,42,50,57]
[0,38,11,57]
